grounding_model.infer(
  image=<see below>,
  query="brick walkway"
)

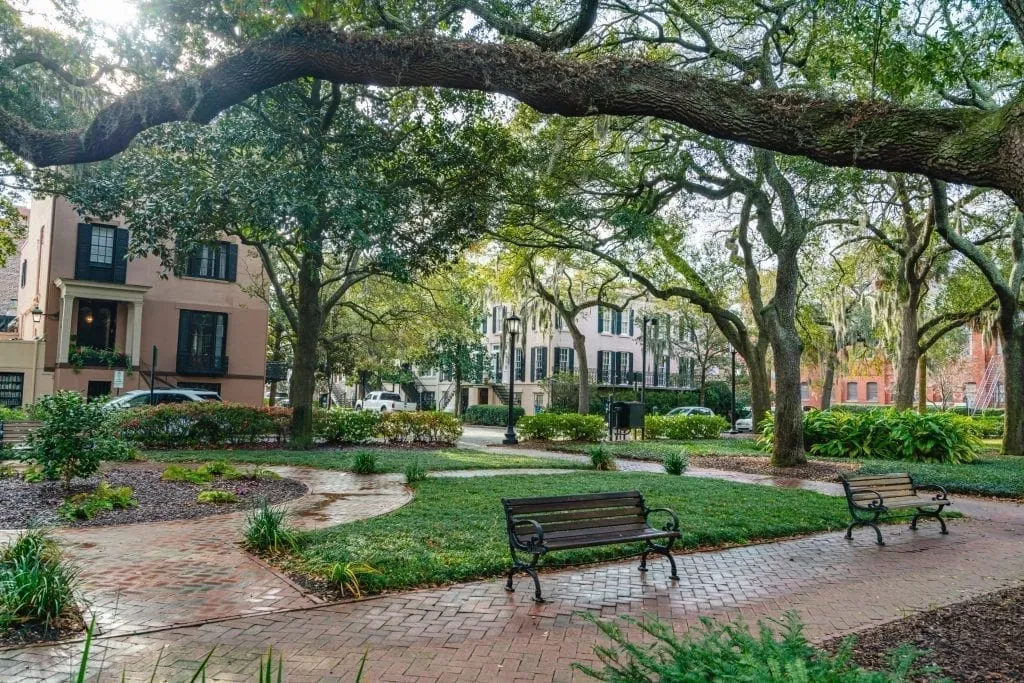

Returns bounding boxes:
[0,467,412,639]
[4,449,1024,681]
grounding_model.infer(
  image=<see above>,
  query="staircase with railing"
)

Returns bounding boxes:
[971,357,1005,413]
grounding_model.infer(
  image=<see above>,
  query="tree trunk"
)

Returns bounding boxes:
[453,363,463,416]
[288,249,323,450]
[767,250,807,467]
[917,354,927,414]
[698,366,707,406]
[1001,315,1024,456]
[820,344,837,410]
[745,344,771,435]
[894,299,921,410]
[568,326,590,414]
[267,320,284,407]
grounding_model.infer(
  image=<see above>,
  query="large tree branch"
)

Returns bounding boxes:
[465,0,599,51]
[2,27,1020,202]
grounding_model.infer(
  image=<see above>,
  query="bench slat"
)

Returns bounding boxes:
[846,475,911,484]
[544,528,677,551]
[515,515,646,535]
[540,522,652,542]
[506,498,644,515]
[512,507,646,526]
[504,490,641,507]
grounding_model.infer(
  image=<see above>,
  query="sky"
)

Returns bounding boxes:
[23,0,137,30]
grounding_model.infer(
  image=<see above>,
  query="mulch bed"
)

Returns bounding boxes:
[0,462,307,529]
[688,455,859,482]
[0,613,85,649]
[821,584,1024,681]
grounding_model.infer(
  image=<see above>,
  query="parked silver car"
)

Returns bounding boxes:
[103,388,221,410]
[665,406,715,417]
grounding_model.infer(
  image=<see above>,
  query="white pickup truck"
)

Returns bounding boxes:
[355,391,417,412]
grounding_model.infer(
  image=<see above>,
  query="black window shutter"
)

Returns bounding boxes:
[597,350,604,383]
[112,228,129,283]
[629,353,635,381]
[597,306,604,333]
[568,348,575,374]
[492,306,497,333]
[225,243,238,282]
[540,347,547,379]
[75,224,92,280]
[613,310,622,335]
[177,310,192,365]
[629,310,635,336]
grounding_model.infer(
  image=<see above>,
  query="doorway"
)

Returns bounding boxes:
[87,381,112,401]
[77,299,117,350]
[478,388,489,405]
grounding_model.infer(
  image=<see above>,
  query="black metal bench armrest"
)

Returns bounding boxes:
[847,488,886,510]
[913,484,950,501]
[509,518,545,551]
[643,507,680,532]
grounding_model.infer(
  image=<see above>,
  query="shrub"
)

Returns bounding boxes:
[58,481,137,521]
[377,411,462,445]
[161,465,213,484]
[0,529,79,631]
[0,464,14,479]
[244,499,297,554]
[107,402,288,449]
[587,446,616,471]
[351,451,379,474]
[197,490,239,504]
[518,413,606,442]
[318,561,376,598]
[252,465,281,480]
[0,406,27,422]
[404,459,427,484]
[197,459,242,479]
[663,451,688,475]
[22,391,123,488]
[462,404,524,426]
[314,409,380,444]
[645,414,728,440]
[760,409,980,464]
[574,612,936,681]
[22,465,43,483]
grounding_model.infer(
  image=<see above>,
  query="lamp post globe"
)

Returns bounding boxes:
[503,314,521,445]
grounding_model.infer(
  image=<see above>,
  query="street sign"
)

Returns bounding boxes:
[113,370,125,389]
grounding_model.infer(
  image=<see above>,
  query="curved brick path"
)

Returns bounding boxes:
[3,450,1024,681]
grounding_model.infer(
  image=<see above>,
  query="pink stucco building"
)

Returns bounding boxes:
[0,196,268,406]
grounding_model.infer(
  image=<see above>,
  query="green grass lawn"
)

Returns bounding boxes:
[142,447,587,473]
[854,457,1024,498]
[546,437,763,461]
[295,472,848,594]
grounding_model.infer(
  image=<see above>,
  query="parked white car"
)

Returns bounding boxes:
[355,391,417,412]
[734,410,753,432]
[103,388,222,411]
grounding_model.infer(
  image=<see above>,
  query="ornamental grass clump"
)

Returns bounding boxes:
[404,458,427,484]
[197,490,240,504]
[58,481,138,521]
[244,498,297,554]
[663,451,688,475]
[588,446,616,471]
[0,529,80,632]
[351,451,379,474]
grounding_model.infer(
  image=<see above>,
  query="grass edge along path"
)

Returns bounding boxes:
[291,471,849,595]
[143,447,587,474]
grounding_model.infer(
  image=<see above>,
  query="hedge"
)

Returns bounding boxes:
[462,404,524,426]
[517,413,606,442]
[645,414,728,440]
[107,402,289,448]
[759,408,980,464]
[377,411,462,445]
[313,409,379,444]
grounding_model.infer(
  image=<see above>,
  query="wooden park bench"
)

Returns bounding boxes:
[502,490,680,602]
[1,420,39,449]
[840,473,952,546]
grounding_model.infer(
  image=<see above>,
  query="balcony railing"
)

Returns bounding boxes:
[552,368,697,390]
[177,353,229,376]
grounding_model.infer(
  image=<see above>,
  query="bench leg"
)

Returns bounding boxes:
[911,506,948,534]
[846,511,885,546]
[505,554,546,603]
[638,552,648,573]
[505,565,516,592]
[645,540,679,580]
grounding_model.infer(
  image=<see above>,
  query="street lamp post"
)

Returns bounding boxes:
[729,342,738,434]
[503,314,521,445]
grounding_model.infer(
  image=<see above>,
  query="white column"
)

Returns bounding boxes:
[127,301,143,367]
[56,294,75,363]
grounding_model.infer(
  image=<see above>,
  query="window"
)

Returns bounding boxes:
[177,310,228,375]
[90,226,115,265]
[531,347,547,381]
[421,391,436,409]
[554,347,574,374]
[0,373,23,408]
[554,312,563,330]
[186,242,237,281]
[513,392,522,406]
[800,382,810,400]
[617,352,632,385]
[965,382,978,405]
[599,307,613,334]
[20,260,26,288]
[533,392,545,410]
[866,381,879,402]
[846,382,859,402]
[600,350,612,383]
[514,348,525,382]
[491,344,502,382]
[382,392,402,402]
[612,309,623,335]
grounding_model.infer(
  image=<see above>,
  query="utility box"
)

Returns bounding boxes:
[610,401,645,430]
